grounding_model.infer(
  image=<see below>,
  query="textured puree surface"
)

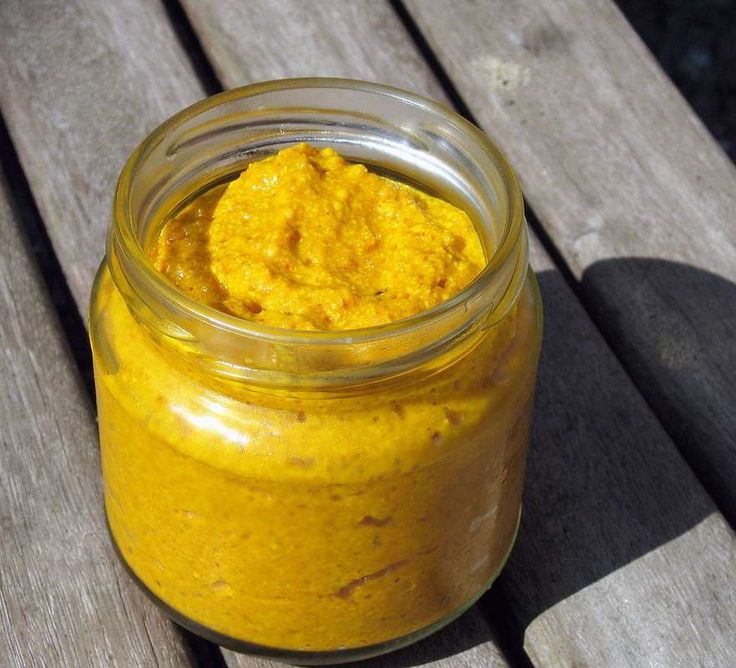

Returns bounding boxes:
[93,269,539,651]
[91,144,542,652]
[151,144,484,330]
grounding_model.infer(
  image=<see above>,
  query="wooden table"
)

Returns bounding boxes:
[1,1,735,666]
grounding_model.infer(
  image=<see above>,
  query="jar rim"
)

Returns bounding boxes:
[112,77,526,349]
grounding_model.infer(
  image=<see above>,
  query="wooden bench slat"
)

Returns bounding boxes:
[181,0,447,102]
[222,612,510,668]
[522,240,736,665]
[179,0,736,664]
[402,0,736,524]
[0,0,212,665]
[0,166,192,665]
[0,0,204,315]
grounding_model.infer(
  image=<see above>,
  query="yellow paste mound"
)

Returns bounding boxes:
[151,144,484,330]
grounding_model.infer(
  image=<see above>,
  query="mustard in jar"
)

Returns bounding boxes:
[90,80,542,664]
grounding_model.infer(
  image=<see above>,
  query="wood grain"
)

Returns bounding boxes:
[0,0,208,664]
[222,610,510,668]
[181,0,447,103]
[0,0,205,314]
[402,0,736,524]
[519,238,736,666]
[0,164,192,665]
[179,0,736,665]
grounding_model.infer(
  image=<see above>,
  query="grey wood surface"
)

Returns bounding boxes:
[0,164,192,666]
[0,0,735,666]
[222,611,510,668]
[403,0,736,525]
[0,0,204,314]
[174,0,736,665]
[181,0,446,101]
[520,240,736,666]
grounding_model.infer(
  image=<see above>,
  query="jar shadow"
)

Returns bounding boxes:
[345,609,504,668]
[577,256,736,524]
[483,258,733,651]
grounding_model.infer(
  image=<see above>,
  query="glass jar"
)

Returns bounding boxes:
[89,79,542,664]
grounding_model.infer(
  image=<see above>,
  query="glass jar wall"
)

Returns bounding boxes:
[89,79,542,664]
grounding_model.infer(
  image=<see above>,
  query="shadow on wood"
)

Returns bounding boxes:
[482,260,734,663]
[349,611,509,668]
[581,257,736,524]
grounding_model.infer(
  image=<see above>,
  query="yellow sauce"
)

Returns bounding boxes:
[151,144,484,330]
[91,144,540,652]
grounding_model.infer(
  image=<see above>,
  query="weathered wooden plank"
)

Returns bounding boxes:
[178,0,736,665]
[402,0,736,525]
[221,611,510,668]
[0,1,510,666]
[180,0,446,101]
[0,0,214,664]
[0,166,192,665]
[518,239,736,665]
[0,0,204,313]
